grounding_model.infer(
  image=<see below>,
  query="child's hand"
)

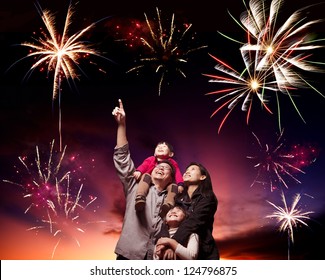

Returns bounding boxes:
[133,170,141,180]
[178,185,184,193]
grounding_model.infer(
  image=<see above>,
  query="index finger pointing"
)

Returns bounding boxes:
[118,99,124,109]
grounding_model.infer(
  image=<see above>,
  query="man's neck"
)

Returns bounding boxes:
[153,182,168,192]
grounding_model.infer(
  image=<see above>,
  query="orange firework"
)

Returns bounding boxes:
[11,1,109,151]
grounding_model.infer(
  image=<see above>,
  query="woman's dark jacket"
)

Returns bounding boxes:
[165,187,220,260]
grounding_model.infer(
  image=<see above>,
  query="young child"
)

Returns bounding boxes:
[154,206,199,260]
[134,141,184,217]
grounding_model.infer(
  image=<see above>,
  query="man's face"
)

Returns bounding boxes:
[152,163,173,186]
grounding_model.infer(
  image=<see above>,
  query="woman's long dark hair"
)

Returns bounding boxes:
[186,162,215,197]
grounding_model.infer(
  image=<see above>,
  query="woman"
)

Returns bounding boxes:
[156,162,220,259]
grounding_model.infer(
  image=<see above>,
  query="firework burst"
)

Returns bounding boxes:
[217,0,325,129]
[247,129,318,191]
[239,0,324,84]
[11,1,109,151]
[127,7,207,95]
[266,191,314,259]
[203,53,279,133]
[3,140,103,258]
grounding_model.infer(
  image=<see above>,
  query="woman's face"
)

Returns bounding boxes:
[183,164,206,184]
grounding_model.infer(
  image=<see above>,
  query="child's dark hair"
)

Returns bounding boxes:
[171,205,189,219]
[157,141,174,154]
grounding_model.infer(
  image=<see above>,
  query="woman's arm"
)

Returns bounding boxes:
[156,233,199,260]
[173,195,216,245]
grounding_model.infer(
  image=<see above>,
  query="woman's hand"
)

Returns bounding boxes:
[163,248,176,260]
[156,237,179,259]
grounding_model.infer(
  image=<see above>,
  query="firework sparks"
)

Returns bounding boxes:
[27,178,99,259]
[11,1,109,151]
[219,0,325,129]
[3,140,103,259]
[203,53,279,133]
[266,191,314,259]
[239,0,324,85]
[247,129,318,191]
[126,7,207,95]
[110,17,149,49]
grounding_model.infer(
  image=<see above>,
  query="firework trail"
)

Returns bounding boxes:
[203,53,279,133]
[3,140,103,258]
[266,191,314,259]
[10,1,109,151]
[126,7,207,95]
[239,0,324,85]
[247,129,318,191]
[218,0,325,129]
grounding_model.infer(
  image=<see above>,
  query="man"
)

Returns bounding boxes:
[112,99,176,259]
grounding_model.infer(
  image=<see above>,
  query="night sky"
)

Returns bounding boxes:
[1,0,325,260]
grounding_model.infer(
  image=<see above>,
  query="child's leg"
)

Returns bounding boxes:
[135,173,152,211]
[159,183,177,218]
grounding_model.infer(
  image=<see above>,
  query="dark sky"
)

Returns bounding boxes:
[1,0,325,260]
